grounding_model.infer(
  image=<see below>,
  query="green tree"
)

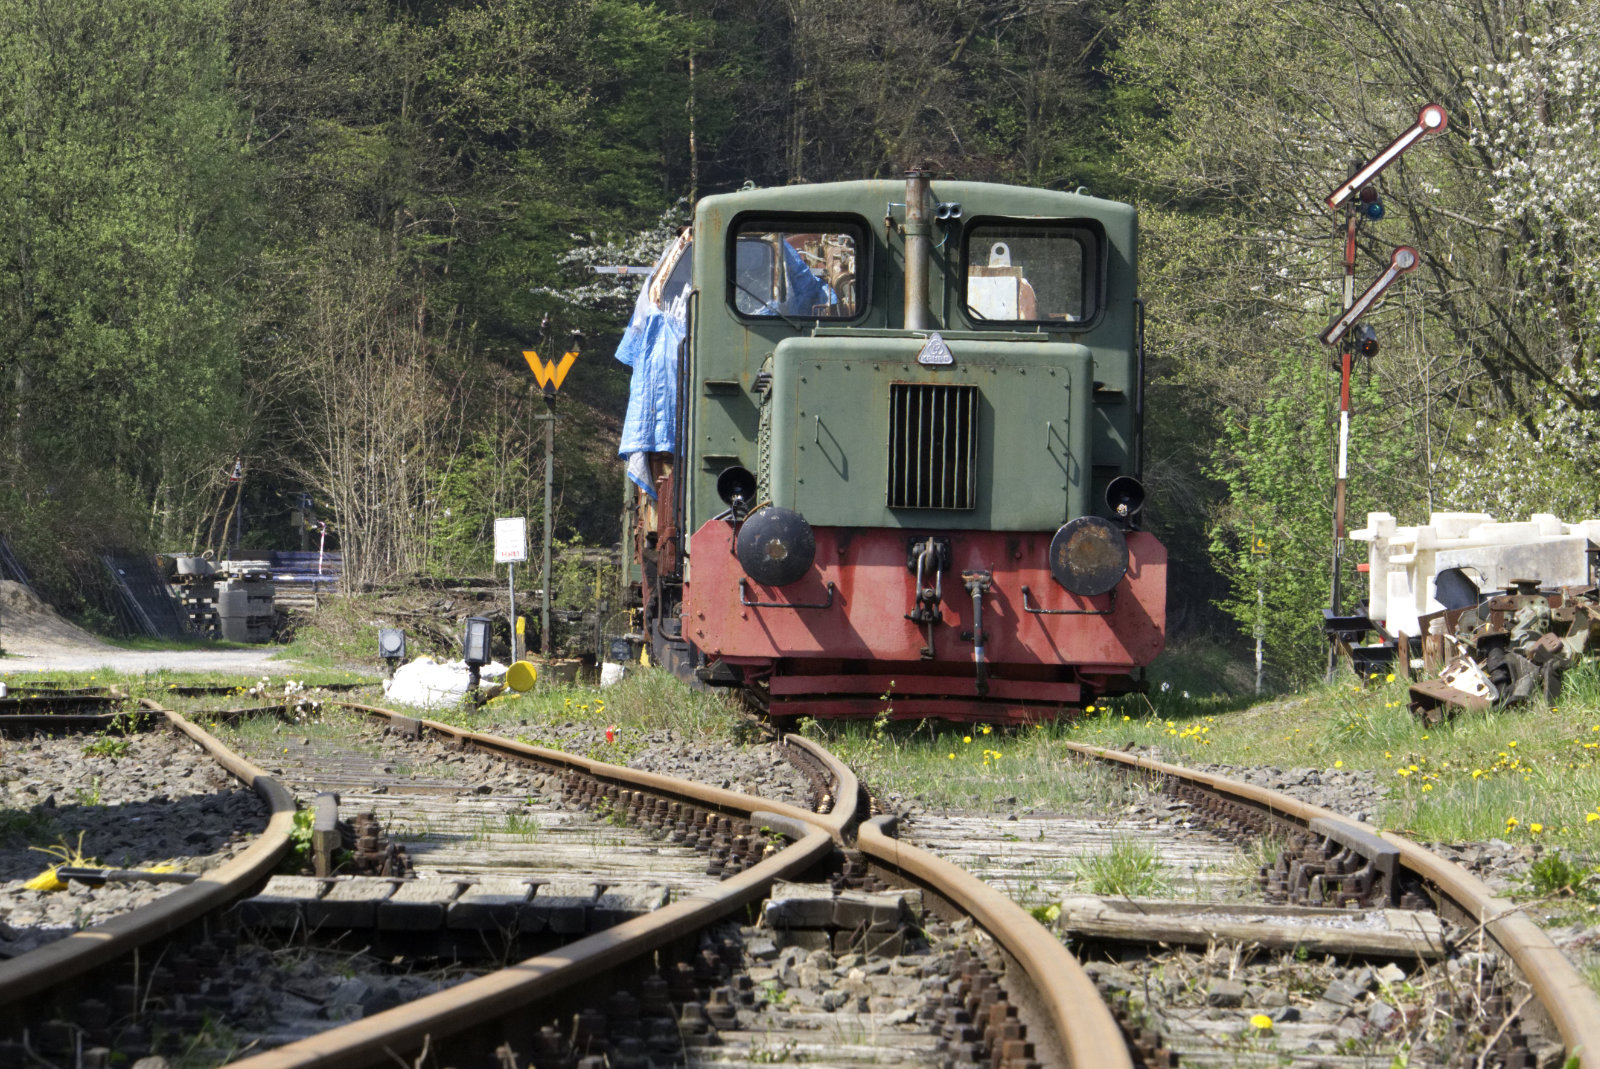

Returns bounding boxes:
[0,0,250,555]
[1209,355,1412,684]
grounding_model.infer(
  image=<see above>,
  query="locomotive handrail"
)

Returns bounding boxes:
[1020,584,1115,616]
[739,578,836,610]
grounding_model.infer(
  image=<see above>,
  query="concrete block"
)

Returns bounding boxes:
[307,877,398,929]
[520,880,598,934]
[773,929,831,952]
[832,892,905,931]
[833,926,905,958]
[378,879,466,931]
[763,882,835,929]
[235,876,327,930]
[447,878,535,931]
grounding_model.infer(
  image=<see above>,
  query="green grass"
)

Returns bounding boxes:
[0,808,59,847]
[1073,837,1173,897]
[472,811,541,843]
[463,669,758,757]
[103,635,256,652]
[81,735,132,759]
[1077,658,1600,851]
[0,666,379,697]
[794,714,1153,813]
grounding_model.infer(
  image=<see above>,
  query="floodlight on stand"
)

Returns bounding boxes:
[463,616,492,695]
[378,628,406,677]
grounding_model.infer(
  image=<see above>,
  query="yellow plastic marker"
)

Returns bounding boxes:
[506,660,538,692]
[24,867,66,892]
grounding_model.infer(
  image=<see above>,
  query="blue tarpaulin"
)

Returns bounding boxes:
[615,231,838,497]
[615,240,691,497]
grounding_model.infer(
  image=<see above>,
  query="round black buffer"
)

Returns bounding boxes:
[716,465,757,507]
[735,506,816,587]
[1049,516,1130,597]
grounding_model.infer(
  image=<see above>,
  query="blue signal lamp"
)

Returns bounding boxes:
[1364,200,1385,221]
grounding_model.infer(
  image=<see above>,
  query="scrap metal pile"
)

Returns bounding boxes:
[1403,580,1596,724]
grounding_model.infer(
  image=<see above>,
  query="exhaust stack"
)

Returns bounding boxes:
[903,169,932,331]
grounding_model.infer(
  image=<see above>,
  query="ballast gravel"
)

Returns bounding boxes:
[478,715,815,809]
[0,727,269,956]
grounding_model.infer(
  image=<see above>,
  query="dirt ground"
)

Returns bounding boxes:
[0,579,290,676]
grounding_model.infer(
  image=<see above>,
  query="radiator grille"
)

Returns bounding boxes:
[887,383,977,509]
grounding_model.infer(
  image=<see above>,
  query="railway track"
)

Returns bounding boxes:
[0,690,1597,1068]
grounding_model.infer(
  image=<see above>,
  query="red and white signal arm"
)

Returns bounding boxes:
[1320,246,1419,345]
[1326,104,1448,210]
[494,516,528,564]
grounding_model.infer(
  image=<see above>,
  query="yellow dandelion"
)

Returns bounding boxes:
[1250,1014,1273,1030]
[1506,817,1519,828]
[948,753,956,760]
[982,726,992,735]
[963,735,972,744]
[1386,673,1396,683]
[1334,760,1343,768]
[1529,823,1544,834]
[1123,715,1131,722]
[1585,812,1598,823]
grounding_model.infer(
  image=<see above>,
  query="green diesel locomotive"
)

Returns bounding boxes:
[617,171,1164,722]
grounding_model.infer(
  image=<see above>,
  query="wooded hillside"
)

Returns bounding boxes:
[2,0,1595,682]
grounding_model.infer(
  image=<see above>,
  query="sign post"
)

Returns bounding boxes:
[1319,105,1446,664]
[522,342,580,657]
[494,516,528,661]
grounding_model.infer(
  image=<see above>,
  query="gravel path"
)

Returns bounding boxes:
[0,578,296,676]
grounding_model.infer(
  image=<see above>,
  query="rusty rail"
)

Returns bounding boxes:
[1066,740,1600,1069]
[857,816,1133,1069]
[0,703,295,1021]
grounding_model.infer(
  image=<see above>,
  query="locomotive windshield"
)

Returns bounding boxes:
[730,221,861,319]
[964,223,1097,324]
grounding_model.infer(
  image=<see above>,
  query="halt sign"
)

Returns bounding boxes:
[494,517,528,563]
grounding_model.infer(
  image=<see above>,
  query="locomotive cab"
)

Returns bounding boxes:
[619,173,1165,722]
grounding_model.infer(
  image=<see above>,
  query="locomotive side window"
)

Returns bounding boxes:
[730,221,861,319]
[964,224,1096,324]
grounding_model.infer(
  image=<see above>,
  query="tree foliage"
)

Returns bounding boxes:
[4,0,1599,678]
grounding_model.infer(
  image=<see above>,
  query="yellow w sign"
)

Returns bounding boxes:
[522,350,578,392]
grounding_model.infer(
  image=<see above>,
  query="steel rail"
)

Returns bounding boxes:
[0,702,296,1015]
[212,708,873,1067]
[780,730,862,839]
[856,815,1134,1069]
[225,814,832,1069]
[335,701,849,837]
[1065,740,1600,1069]
[329,706,1134,1067]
